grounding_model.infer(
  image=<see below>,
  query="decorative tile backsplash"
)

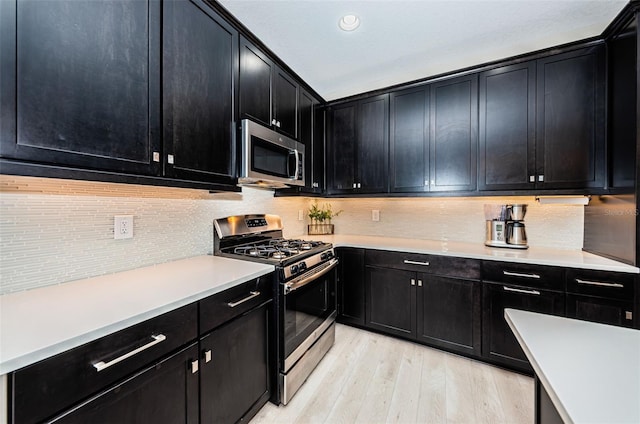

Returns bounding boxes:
[1,176,584,294]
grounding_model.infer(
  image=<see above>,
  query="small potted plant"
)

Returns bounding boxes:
[308,201,342,235]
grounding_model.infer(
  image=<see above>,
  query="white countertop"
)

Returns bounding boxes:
[0,255,274,375]
[302,235,639,274]
[505,309,640,424]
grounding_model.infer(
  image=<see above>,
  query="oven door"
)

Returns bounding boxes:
[281,259,337,371]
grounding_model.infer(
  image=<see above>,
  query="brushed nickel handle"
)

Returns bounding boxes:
[204,350,212,363]
[227,291,260,307]
[404,260,430,266]
[503,286,540,295]
[191,360,199,374]
[503,271,540,279]
[417,279,423,287]
[410,278,416,286]
[575,278,624,288]
[93,334,166,372]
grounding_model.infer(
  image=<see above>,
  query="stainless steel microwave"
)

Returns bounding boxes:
[239,119,305,189]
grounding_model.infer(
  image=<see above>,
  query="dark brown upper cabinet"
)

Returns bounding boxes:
[479,45,605,191]
[390,87,430,192]
[390,74,478,194]
[239,36,298,139]
[163,0,238,184]
[479,62,536,191]
[328,94,389,194]
[535,46,605,189]
[429,74,478,192]
[0,0,161,175]
[299,88,324,192]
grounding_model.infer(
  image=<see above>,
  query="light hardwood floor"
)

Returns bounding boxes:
[251,324,534,424]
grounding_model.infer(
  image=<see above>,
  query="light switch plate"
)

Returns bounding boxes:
[372,210,380,222]
[114,215,134,239]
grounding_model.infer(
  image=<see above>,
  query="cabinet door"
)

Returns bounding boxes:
[417,275,481,356]
[1,0,160,175]
[430,74,478,192]
[536,46,605,189]
[274,67,298,139]
[390,87,429,192]
[163,0,237,183]
[479,62,536,190]
[358,94,389,193]
[482,283,565,372]
[337,248,365,326]
[50,344,199,424]
[566,295,634,328]
[239,36,273,127]
[312,104,326,192]
[366,266,416,338]
[200,303,270,424]
[328,102,357,191]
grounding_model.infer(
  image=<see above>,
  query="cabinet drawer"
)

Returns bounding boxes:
[566,269,636,300]
[365,249,480,279]
[482,261,564,291]
[11,303,197,424]
[199,273,273,335]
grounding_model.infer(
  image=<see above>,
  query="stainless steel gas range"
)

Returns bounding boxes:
[213,214,337,405]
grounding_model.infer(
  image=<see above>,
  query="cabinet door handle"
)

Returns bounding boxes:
[575,278,624,288]
[410,278,416,286]
[191,359,199,374]
[227,291,260,308]
[93,334,166,372]
[503,271,540,279]
[404,260,430,266]
[503,286,540,296]
[204,350,212,363]
[272,119,277,125]
[417,280,423,287]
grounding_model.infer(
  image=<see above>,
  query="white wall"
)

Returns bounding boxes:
[0,176,584,294]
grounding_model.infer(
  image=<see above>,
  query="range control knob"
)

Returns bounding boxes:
[298,262,307,272]
[290,264,299,275]
[321,251,333,261]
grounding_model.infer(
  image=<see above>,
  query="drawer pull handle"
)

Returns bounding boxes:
[403,260,430,266]
[93,334,166,372]
[503,286,540,296]
[227,291,260,308]
[503,271,540,279]
[575,279,624,288]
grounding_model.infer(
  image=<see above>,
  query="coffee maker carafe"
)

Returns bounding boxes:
[505,204,528,248]
[485,204,529,249]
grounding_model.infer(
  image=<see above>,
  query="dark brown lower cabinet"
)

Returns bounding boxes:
[417,275,480,356]
[566,294,634,328]
[50,343,199,424]
[199,302,271,424]
[366,266,416,338]
[336,248,366,326]
[365,262,481,357]
[482,282,565,372]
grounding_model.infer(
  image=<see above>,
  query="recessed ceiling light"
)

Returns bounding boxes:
[339,14,360,32]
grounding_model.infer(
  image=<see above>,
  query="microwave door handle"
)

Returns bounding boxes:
[289,149,300,180]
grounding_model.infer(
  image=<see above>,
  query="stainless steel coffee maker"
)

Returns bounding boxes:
[485,204,528,249]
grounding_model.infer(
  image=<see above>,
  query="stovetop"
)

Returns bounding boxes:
[213,214,332,267]
[227,238,328,262]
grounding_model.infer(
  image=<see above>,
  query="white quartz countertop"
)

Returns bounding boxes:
[505,309,640,424]
[301,235,639,273]
[0,255,274,375]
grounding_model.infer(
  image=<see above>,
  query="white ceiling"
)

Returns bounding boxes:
[218,0,628,101]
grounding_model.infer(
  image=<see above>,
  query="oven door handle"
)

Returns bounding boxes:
[285,258,338,294]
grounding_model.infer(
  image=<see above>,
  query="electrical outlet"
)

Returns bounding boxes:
[372,210,380,222]
[298,210,304,221]
[114,215,134,239]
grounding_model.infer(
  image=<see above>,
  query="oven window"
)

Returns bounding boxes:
[283,269,336,360]
[251,136,291,178]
